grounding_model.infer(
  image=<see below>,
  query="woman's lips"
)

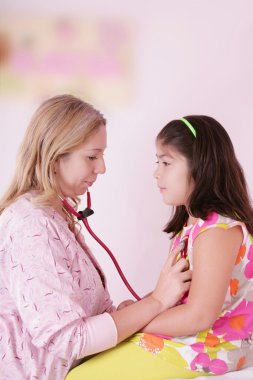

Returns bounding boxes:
[85,181,94,187]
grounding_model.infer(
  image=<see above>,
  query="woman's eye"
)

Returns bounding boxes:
[88,156,98,161]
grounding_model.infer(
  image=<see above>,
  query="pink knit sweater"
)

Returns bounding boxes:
[0,193,117,380]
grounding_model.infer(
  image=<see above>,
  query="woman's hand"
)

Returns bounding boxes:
[117,299,135,310]
[110,243,191,343]
[150,244,191,312]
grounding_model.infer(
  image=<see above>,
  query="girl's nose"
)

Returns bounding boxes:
[153,166,159,179]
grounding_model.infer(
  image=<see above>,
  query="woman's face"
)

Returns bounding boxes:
[55,125,107,198]
[154,141,194,206]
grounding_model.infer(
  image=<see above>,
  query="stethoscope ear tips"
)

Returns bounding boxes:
[77,208,94,220]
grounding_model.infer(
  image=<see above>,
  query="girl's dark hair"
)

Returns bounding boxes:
[156,115,253,237]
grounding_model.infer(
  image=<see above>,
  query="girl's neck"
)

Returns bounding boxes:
[186,215,198,226]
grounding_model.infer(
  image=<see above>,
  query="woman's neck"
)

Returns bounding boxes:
[51,196,69,222]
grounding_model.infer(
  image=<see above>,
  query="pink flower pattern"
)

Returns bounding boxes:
[190,353,228,375]
[245,245,253,279]
[212,300,253,340]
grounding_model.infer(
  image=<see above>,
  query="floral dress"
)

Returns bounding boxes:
[67,212,253,380]
[131,212,253,376]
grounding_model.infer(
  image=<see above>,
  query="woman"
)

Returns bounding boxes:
[0,94,191,380]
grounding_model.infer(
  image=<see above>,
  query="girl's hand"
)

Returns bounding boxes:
[151,244,191,312]
[117,299,135,310]
[110,244,191,343]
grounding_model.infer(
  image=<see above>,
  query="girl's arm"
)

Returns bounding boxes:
[142,226,243,337]
[110,245,191,343]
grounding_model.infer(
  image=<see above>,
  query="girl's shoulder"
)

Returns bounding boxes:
[191,212,249,244]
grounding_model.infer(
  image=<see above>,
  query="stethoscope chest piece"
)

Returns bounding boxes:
[180,236,189,259]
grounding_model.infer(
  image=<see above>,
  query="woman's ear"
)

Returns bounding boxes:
[53,160,58,174]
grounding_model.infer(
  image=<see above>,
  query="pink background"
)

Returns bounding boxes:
[0,0,252,305]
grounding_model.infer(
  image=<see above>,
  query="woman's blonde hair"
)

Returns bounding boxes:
[0,94,106,214]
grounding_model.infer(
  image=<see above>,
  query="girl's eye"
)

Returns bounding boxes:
[156,160,171,166]
[88,156,98,161]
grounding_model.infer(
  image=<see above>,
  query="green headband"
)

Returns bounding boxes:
[180,117,196,138]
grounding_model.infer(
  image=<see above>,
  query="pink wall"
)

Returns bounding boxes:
[0,0,252,304]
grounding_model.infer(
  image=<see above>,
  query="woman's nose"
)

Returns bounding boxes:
[95,157,106,174]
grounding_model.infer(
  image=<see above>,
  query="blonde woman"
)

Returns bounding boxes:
[0,95,191,380]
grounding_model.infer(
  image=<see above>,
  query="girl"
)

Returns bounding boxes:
[0,95,191,380]
[67,115,253,379]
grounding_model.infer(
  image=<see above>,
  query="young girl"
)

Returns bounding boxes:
[67,115,253,379]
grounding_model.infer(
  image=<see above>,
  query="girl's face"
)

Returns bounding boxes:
[55,125,107,198]
[154,141,194,206]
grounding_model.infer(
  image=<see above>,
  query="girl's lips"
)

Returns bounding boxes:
[159,187,166,192]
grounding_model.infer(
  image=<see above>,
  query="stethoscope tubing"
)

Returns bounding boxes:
[62,191,141,301]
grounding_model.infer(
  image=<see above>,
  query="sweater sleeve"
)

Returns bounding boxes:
[7,216,118,361]
[84,313,118,356]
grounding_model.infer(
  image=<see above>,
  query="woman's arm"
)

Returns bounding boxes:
[8,215,191,359]
[142,226,243,337]
[110,244,191,343]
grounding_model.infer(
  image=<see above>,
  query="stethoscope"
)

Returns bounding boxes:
[61,191,189,302]
[60,190,141,301]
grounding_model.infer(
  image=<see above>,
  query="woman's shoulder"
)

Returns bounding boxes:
[0,192,67,234]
